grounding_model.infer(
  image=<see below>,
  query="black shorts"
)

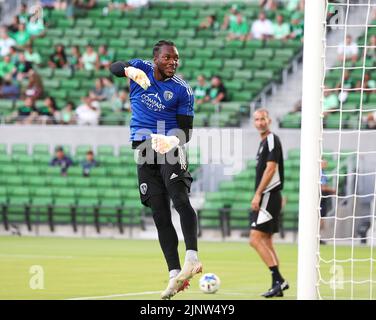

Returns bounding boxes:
[250,191,281,234]
[136,146,193,207]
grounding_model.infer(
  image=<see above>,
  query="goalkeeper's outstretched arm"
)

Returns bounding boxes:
[109,61,151,90]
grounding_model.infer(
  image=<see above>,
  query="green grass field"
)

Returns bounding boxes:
[0,236,374,300]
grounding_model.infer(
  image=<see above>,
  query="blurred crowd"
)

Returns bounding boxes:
[0,0,307,126]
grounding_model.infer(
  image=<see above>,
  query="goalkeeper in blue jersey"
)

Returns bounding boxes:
[110,40,202,300]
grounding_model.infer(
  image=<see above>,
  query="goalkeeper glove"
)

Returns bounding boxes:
[150,134,180,154]
[124,66,151,90]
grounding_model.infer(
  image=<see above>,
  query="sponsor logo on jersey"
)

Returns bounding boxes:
[141,92,166,112]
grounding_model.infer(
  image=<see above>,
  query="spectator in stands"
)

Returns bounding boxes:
[249,11,273,40]
[48,44,68,69]
[193,75,209,106]
[24,69,44,102]
[75,95,101,126]
[102,77,117,101]
[7,96,37,124]
[227,12,249,41]
[0,27,17,57]
[337,35,359,64]
[366,35,376,60]
[26,7,46,38]
[15,52,33,81]
[290,99,302,113]
[67,45,82,71]
[323,86,339,115]
[37,96,59,124]
[198,15,220,32]
[50,146,74,176]
[81,44,99,71]
[336,70,354,91]
[272,14,290,41]
[59,101,76,125]
[0,75,20,100]
[97,45,113,70]
[7,16,21,34]
[8,46,19,65]
[336,70,355,103]
[18,3,30,24]
[13,23,31,48]
[221,4,239,31]
[0,55,16,79]
[89,78,106,101]
[40,0,56,9]
[112,89,130,112]
[366,111,376,129]
[81,150,98,177]
[129,0,149,9]
[289,12,304,41]
[205,75,227,104]
[259,0,278,11]
[75,0,97,10]
[356,73,376,94]
[285,0,304,12]
[24,45,42,67]
[320,159,336,244]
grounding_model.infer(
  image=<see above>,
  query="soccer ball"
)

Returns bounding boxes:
[199,273,220,294]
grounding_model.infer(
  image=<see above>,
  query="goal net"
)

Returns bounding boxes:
[317,0,376,300]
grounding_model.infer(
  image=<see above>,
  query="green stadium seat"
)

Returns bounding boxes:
[178,29,196,38]
[56,19,75,29]
[49,177,69,188]
[11,144,28,155]
[97,145,114,156]
[18,166,40,176]
[169,20,187,29]
[12,154,33,165]
[6,186,30,221]
[33,154,51,165]
[32,144,50,155]
[27,177,48,187]
[89,167,107,178]
[0,143,8,155]
[5,176,24,186]
[0,164,18,175]
[75,145,93,157]
[45,166,63,176]
[69,177,90,189]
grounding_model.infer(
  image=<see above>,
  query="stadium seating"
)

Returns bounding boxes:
[0,1,304,127]
[0,143,200,233]
[198,148,346,233]
[280,16,376,129]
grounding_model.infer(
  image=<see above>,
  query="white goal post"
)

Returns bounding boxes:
[297,0,325,300]
[298,0,376,300]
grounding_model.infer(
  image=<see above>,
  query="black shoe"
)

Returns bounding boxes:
[320,240,327,245]
[262,281,289,298]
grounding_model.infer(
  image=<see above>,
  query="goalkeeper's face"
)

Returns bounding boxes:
[154,45,179,79]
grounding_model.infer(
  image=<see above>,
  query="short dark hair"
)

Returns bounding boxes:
[153,40,175,57]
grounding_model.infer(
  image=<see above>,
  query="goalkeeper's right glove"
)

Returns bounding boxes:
[124,66,151,90]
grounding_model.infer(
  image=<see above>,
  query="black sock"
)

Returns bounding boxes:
[168,182,198,251]
[269,266,284,286]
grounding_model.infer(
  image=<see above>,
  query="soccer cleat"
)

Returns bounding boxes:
[161,277,190,300]
[175,260,203,287]
[262,280,289,298]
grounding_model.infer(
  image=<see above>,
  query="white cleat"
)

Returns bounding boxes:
[161,277,190,300]
[175,260,203,287]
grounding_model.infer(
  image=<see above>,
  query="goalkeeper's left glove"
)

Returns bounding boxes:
[150,134,180,154]
[124,66,151,90]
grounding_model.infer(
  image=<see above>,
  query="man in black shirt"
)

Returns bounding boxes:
[249,108,289,298]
